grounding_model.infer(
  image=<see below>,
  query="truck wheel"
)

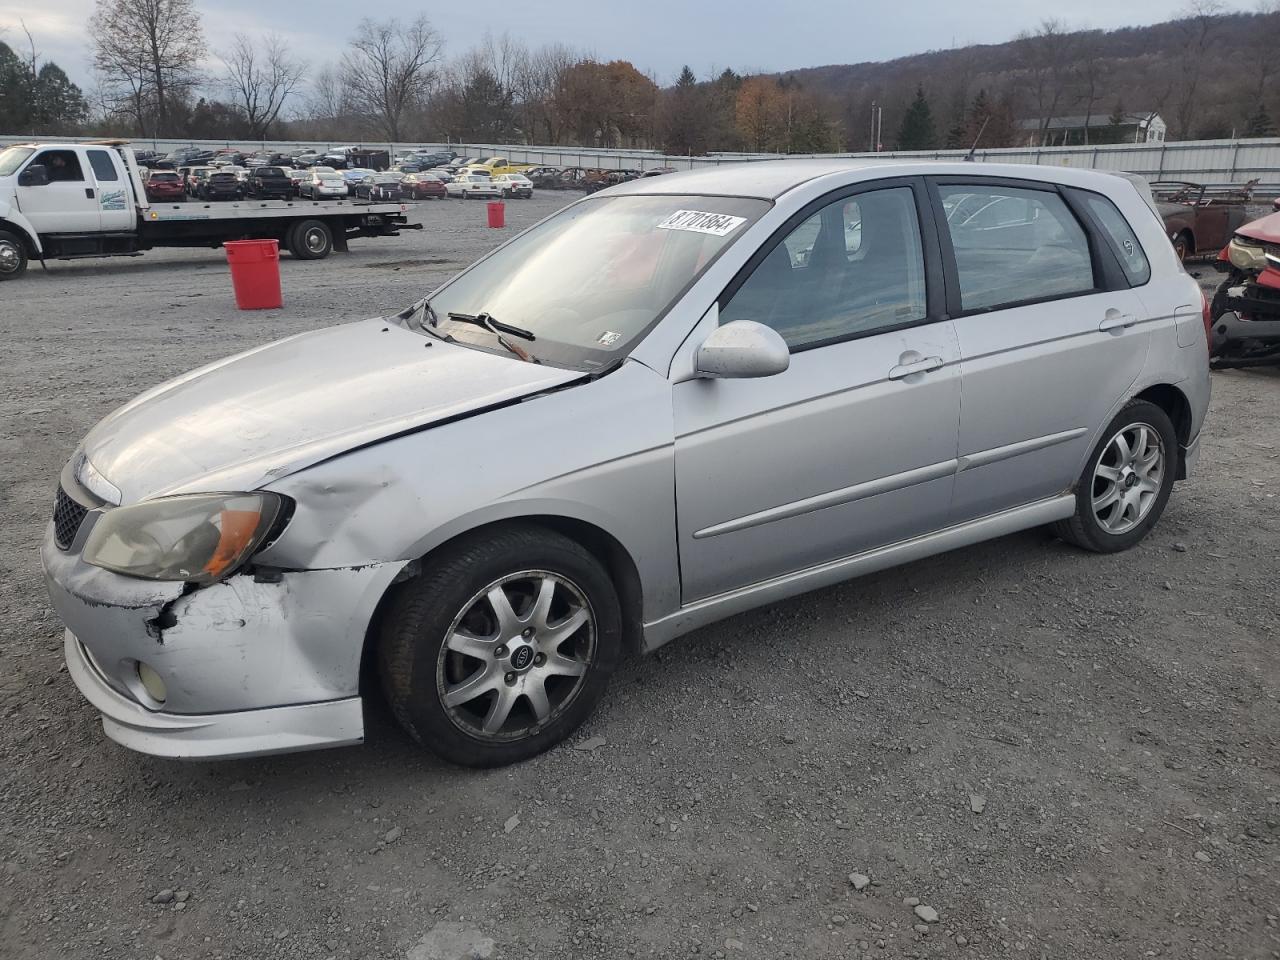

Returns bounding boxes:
[288,220,333,260]
[0,229,28,280]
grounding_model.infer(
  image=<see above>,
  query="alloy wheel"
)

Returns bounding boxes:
[436,570,595,741]
[1092,421,1165,535]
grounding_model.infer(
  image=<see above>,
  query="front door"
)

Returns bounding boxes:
[931,179,1153,523]
[673,181,962,602]
[15,147,101,234]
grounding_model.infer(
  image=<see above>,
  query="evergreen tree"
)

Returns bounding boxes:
[1243,104,1275,138]
[896,85,937,150]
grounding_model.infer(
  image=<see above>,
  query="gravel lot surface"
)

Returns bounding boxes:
[1,194,1278,960]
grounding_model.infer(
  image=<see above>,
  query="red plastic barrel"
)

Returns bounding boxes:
[224,239,283,310]
[487,200,505,228]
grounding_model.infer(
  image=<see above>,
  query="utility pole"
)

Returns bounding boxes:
[870,102,883,152]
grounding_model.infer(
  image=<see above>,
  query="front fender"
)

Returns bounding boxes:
[0,200,42,255]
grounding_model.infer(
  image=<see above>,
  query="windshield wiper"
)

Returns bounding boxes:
[446,311,539,363]
[399,299,455,342]
[446,311,535,340]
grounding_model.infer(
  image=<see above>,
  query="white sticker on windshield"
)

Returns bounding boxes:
[596,331,622,346]
[656,209,747,237]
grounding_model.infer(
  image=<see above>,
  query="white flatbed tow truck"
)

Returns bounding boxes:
[0,140,422,280]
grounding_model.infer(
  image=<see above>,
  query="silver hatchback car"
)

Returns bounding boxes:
[43,161,1210,766]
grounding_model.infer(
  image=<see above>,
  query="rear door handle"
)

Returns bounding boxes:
[888,356,944,380]
[1099,310,1138,332]
[84,187,95,199]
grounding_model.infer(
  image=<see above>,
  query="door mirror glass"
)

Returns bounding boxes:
[695,321,790,379]
[18,164,49,187]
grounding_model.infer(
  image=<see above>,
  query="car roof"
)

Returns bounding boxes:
[600,158,1143,201]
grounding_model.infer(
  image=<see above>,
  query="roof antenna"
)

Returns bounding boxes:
[964,117,990,162]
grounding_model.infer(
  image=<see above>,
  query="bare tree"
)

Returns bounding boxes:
[90,0,204,135]
[1073,31,1112,144]
[221,33,306,139]
[1016,19,1077,144]
[516,43,577,144]
[340,16,443,141]
[1170,0,1227,139]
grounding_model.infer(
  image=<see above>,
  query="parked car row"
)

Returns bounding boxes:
[142,163,536,203]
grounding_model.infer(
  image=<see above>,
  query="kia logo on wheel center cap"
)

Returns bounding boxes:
[510,646,534,670]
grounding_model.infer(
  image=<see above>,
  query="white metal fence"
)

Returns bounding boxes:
[3,134,1279,193]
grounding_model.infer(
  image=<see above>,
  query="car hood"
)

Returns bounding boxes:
[78,319,584,503]
[1236,210,1280,244]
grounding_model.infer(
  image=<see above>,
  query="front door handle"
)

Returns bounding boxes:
[1099,309,1138,332]
[888,356,943,380]
[84,187,95,199]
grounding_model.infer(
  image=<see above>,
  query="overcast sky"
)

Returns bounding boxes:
[0,0,1249,103]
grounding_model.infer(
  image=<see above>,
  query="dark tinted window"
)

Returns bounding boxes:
[87,150,119,181]
[722,186,927,350]
[1080,192,1151,286]
[939,184,1094,312]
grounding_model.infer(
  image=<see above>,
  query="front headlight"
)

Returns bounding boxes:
[1228,236,1268,272]
[82,493,286,585]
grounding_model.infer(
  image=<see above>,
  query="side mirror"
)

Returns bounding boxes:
[695,321,790,379]
[19,164,49,187]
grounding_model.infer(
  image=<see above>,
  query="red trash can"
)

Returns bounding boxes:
[224,239,283,310]
[487,200,505,228]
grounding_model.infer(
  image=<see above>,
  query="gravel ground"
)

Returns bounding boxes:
[1,194,1278,960]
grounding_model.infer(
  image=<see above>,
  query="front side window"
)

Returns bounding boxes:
[1079,192,1151,286]
[939,184,1094,312]
[428,194,770,369]
[32,149,84,182]
[720,186,927,350]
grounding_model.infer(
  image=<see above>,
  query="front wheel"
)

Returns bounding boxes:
[1052,399,1178,553]
[378,525,622,767]
[0,229,29,280]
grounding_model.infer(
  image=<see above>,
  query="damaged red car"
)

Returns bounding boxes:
[1210,209,1280,369]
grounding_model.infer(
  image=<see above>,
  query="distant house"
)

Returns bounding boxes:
[1018,112,1167,146]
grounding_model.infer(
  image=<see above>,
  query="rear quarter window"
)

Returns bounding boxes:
[1077,192,1152,286]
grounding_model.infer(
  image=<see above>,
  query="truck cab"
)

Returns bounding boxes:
[0,143,140,236]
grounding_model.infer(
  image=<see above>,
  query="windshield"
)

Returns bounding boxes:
[0,146,35,177]
[426,194,770,370]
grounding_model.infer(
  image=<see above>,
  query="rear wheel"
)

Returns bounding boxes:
[288,219,333,260]
[1052,399,1177,553]
[0,229,28,280]
[378,525,622,767]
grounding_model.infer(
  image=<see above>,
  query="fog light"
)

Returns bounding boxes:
[137,662,167,703]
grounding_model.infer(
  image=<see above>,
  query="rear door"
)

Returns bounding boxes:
[85,148,134,231]
[15,147,100,234]
[930,177,1152,523]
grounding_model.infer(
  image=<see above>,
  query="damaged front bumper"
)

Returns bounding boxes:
[41,525,406,759]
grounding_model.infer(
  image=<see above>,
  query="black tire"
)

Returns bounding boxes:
[288,219,333,260]
[1053,399,1178,553]
[378,524,622,767]
[1173,232,1192,262]
[0,229,29,280]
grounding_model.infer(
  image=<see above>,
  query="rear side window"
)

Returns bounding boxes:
[87,150,119,181]
[1079,192,1151,286]
[938,184,1095,312]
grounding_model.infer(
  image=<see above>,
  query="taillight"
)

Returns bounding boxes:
[1201,289,1212,354]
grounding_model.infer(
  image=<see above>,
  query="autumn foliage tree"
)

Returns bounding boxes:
[555,59,657,147]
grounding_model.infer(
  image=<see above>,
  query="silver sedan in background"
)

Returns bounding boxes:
[42,160,1210,766]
